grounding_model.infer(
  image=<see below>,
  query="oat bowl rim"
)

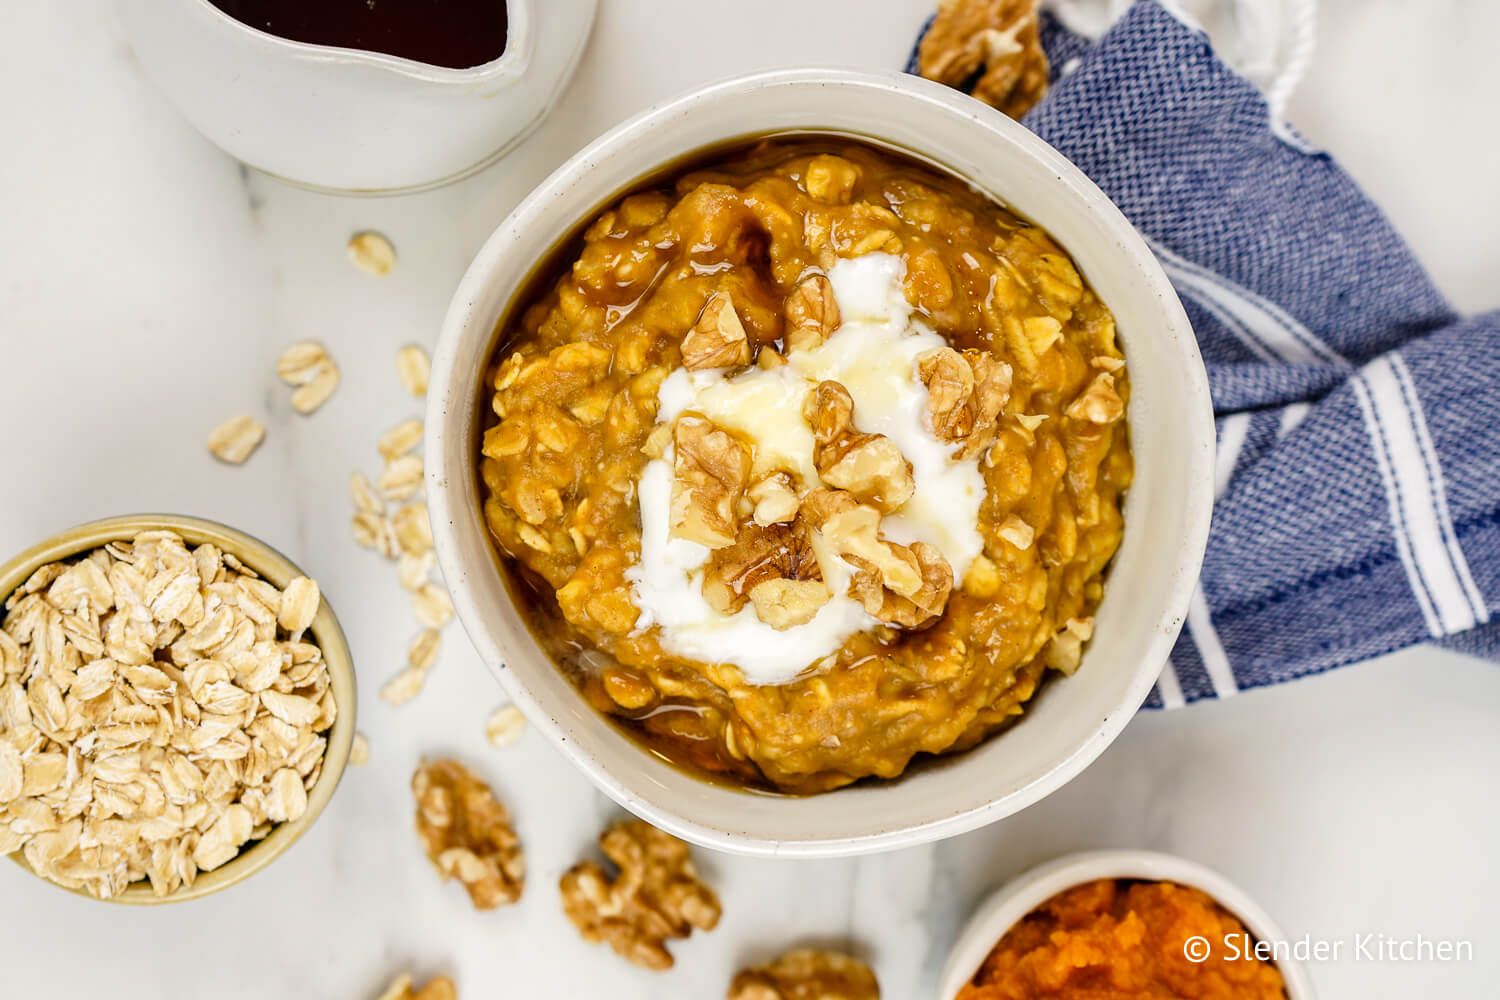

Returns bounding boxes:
[937,849,1317,999]
[0,514,357,904]
[427,68,1214,857]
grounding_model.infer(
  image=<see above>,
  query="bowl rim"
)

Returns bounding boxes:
[427,67,1214,856]
[936,849,1318,999]
[0,514,357,904]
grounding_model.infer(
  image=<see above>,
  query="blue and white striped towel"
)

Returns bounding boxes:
[912,0,1499,706]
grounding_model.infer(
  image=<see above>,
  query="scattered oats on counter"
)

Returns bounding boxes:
[728,949,881,1000]
[207,414,266,465]
[0,531,335,898]
[484,705,525,748]
[276,340,341,415]
[349,731,370,766]
[412,758,523,910]
[374,973,455,1000]
[396,344,431,398]
[560,819,722,970]
[351,411,458,707]
[348,230,397,276]
[379,629,442,706]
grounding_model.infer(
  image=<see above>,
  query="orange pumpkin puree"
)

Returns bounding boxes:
[958,879,1288,999]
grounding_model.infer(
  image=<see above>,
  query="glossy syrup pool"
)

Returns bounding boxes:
[208,0,508,69]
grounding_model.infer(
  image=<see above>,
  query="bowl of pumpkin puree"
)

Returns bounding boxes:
[939,850,1316,999]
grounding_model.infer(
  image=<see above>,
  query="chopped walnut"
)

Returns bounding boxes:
[814,499,922,598]
[800,488,953,627]
[412,759,524,910]
[1045,616,1095,675]
[1065,372,1125,424]
[559,820,722,971]
[997,514,1034,550]
[784,274,841,353]
[670,416,751,548]
[702,521,822,617]
[917,0,1050,119]
[683,292,752,371]
[804,381,915,513]
[847,540,953,629]
[916,347,1013,457]
[728,948,881,1000]
[749,472,801,526]
[748,578,831,630]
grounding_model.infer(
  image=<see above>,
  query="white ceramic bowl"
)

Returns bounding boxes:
[939,850,1316,999]
[428,69,1214,856]
[115,0,596,193]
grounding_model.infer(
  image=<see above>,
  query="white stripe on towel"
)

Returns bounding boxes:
[1277,401,1311,438]
[1390,356,1489,624]
[1214,412,1252,497]
[1179,412,1252,700]
[1351,357,1482,635]
[1156,659,1186,710]
[1150,240,1348,367]
[1187,587,1239,697]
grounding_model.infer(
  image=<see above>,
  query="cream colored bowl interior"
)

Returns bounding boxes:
[427,69,1213,856]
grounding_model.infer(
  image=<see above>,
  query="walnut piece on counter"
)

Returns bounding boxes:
[804,381,915,513]
[917,0,1050,119]
[412,759,523,910]
[728,948,881,1000]
[670,416,751,549]
[702,521,824,619]
[916,347,1013,458]
[559,819,722,971]
[784,274,841,353]
[683,292,752,371]
[374,973,456,1000]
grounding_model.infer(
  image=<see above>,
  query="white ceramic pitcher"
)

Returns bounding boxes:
[116,0,597,194]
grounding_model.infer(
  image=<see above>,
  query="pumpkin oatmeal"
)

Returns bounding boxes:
[479,139,1131,793]
[958,879,1289,999]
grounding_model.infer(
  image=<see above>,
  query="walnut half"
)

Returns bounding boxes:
[671,416,751,549]
[702,520,825,623]
[412,759,524,910]
[728,948,881,1000]
[804,381,915,513]
[916,347,1012,458]
[682,292,752,371]
[559,820,722,971]
[784,274,841,353]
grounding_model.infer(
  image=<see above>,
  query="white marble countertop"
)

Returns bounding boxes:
[3,1,1497,996]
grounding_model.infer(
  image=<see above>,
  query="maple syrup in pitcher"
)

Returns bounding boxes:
[209,0,508,69]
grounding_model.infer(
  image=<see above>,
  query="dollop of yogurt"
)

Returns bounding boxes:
[628,253,987,685]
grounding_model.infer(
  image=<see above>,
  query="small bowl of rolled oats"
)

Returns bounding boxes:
[0,515,356,903]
